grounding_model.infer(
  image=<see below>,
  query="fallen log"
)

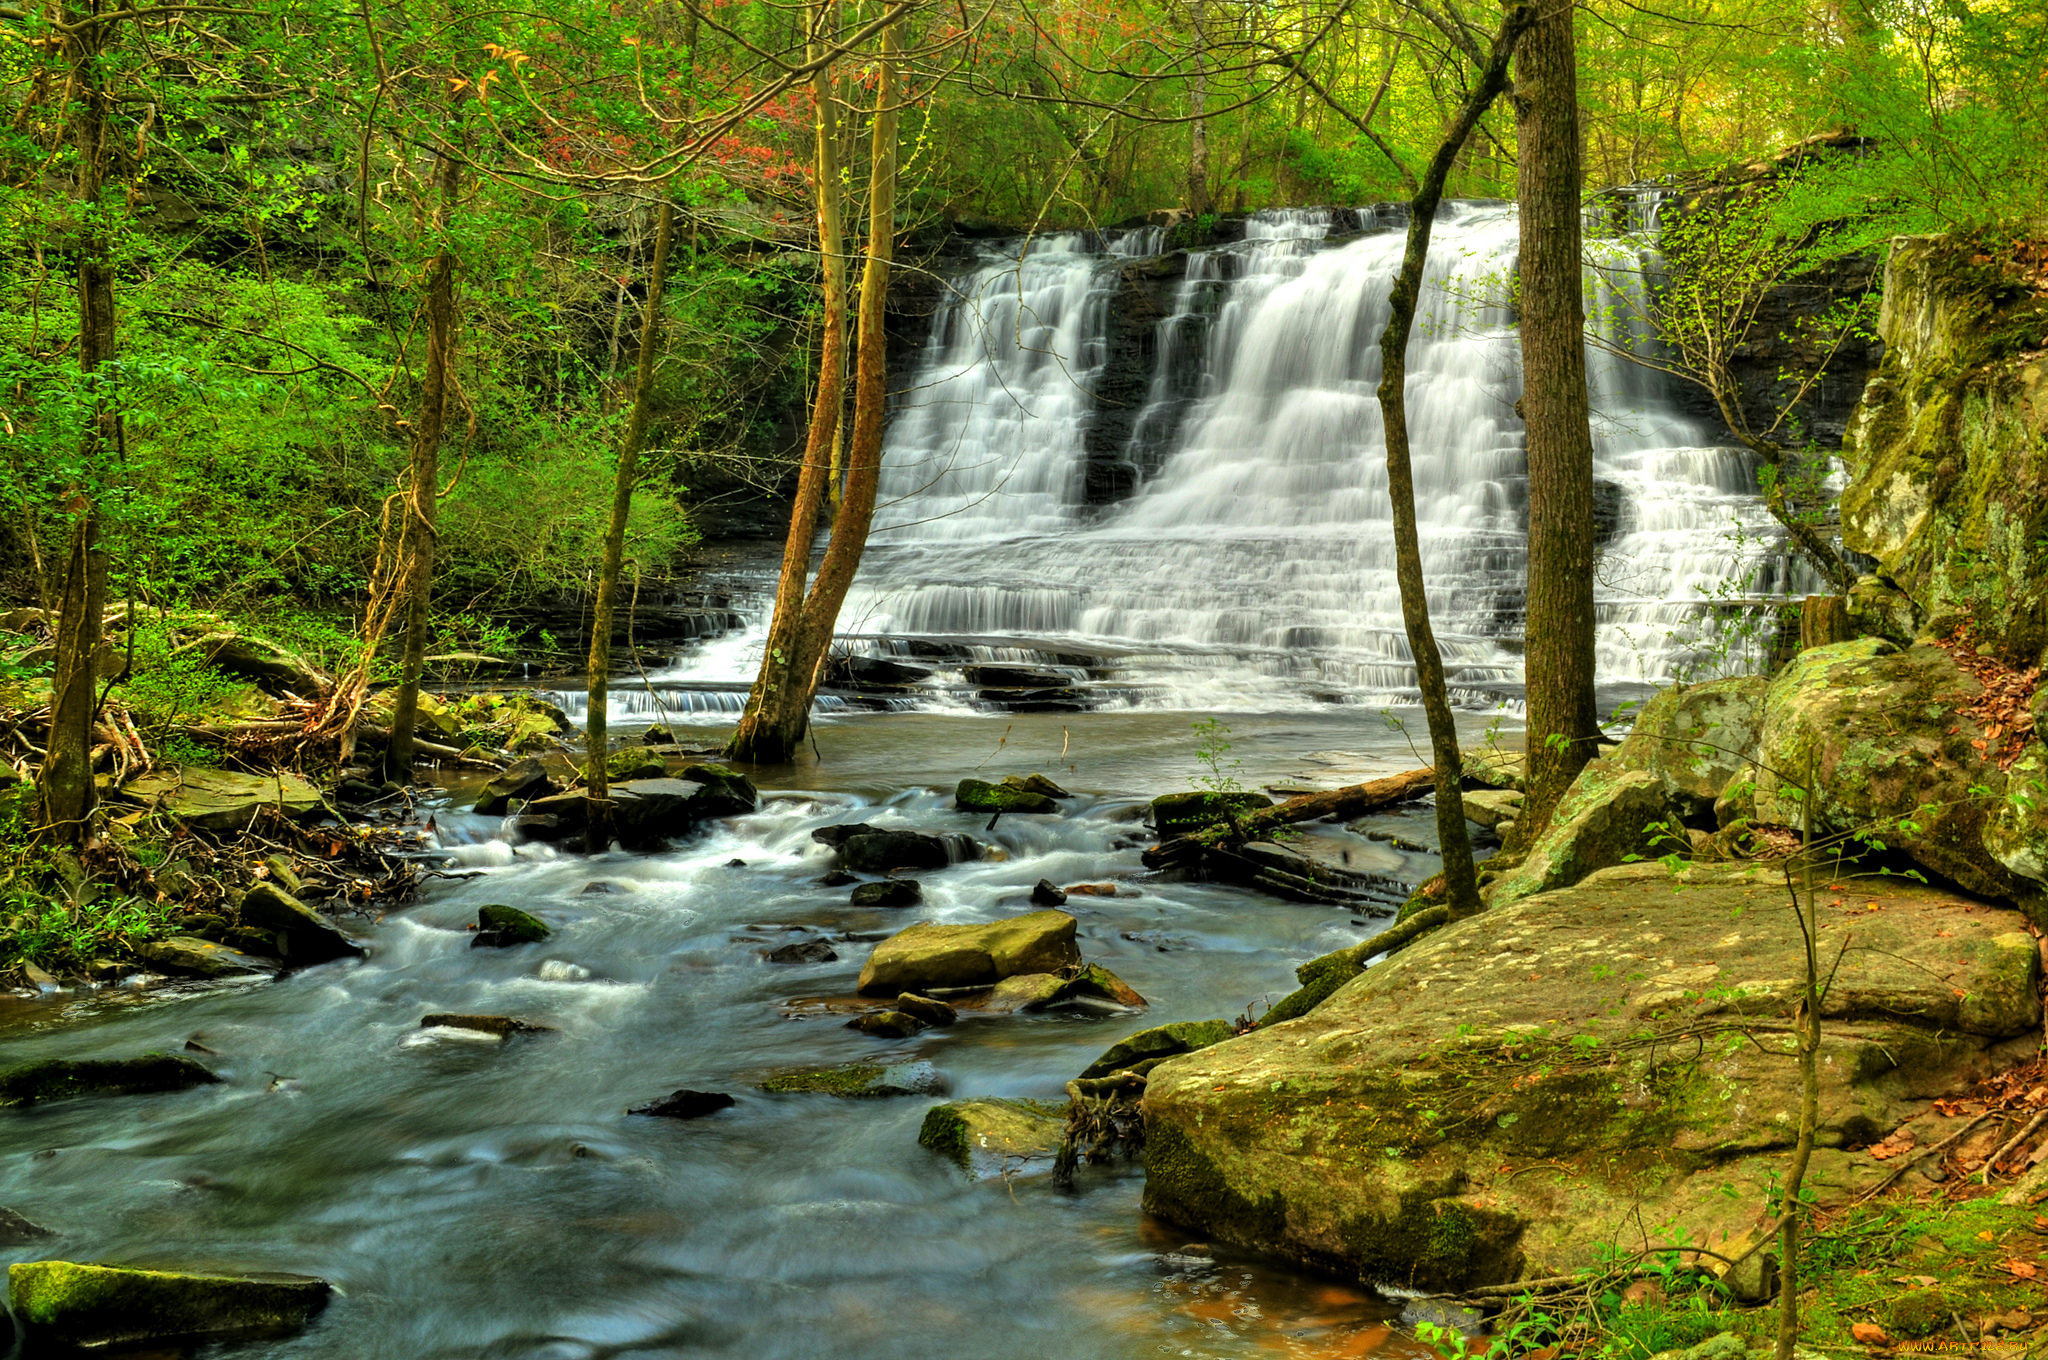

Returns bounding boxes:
[1242,766,1436,834]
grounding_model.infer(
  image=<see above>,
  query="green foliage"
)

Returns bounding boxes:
[1191,717,1243,795]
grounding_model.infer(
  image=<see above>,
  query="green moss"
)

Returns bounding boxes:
[475,904,549,944]
[1078,1019,1234,1080]
[1140,1118,1292,1250]
[759,1063,884,1095]
[955,779,1059,815]
[8,1260,329,1348]
[1150,791,1273,837]
[917,1104,969,1163]
[1261,944,1367,1025]
[1336,1178,1526,1291]
[0,1054,219,1108]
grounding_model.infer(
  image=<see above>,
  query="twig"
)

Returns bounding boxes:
[1984,1109,2048,1185]
[1848,1109,1998,1207]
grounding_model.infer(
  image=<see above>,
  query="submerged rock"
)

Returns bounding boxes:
[124,768,324,832]
[851,879,923,908]
[1142,861,2042,1291]
[0,1054,219,1109]
[239,883,365,965]
[138,937,280,980]
[8,1260,331,1351]
[473,757,557,816]
[847,1010,926,1039]
[1150,790,1274,837]
[918,1098,1067,1175]
[0,1208,53,1245]
[472,903,551,948]
[418,1013,552,1038]
[955,778,1059,815]
[629,1089,736,1119]
[857,911,1081,995]
[765,940,838,965]
[758,1059,945,1098]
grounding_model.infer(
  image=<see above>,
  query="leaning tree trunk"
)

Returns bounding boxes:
[386,142,462,780]
[727,7,903,764]
[1376,0,1537,917]
[40,17,117,844]
[584,196,676,851]
[1510,0,1600,845]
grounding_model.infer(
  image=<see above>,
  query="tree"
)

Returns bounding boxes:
[1509,0,1600,844]
[1377,0,1537,919]
[727,5,908,765]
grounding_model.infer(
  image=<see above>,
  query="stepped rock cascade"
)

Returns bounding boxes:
[602,201,1808,720]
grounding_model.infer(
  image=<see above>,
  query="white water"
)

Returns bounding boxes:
[593,201,1806,720]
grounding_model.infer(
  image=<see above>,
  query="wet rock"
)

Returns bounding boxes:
[857,910,1082,995]
[137,937,280,980]
[847,1009,926,1039]
[1079,1019,1234,1080]
[963,664,1071,689]
[580,880,629,895]
[8,1260,330,1351]
[814,824,976,873]
[510,813,564,841]
[239,883,365,965]
[472,903,551,948]
[852,879,923,908]
[629,1088,736,1119]
[331,776,380,805]
[1068,963,1145,1007]
[1065,882,1120,896]
[918,1097,1067,1175]
[418,1013,551,1038]
[986,973,1068,1012]
[758,1059,945,1098]
[826,655,933,688]
[125,768,324,832]
[473,757,557,816]
[522,767,760,850]
[600,749,668,783]
[0,1208,53,1245]
[816,869,858,887]
[955,778,1059,815]
[641,725,674,744]
[765,940,838,964]
[1003,773,1071,799]
[894,993,957,1027]
[0,1054,219,1108]
[1030,879,1069,906]
[1150,790,1274,837]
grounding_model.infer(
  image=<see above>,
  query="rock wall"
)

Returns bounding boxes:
[1840,237,2048,663]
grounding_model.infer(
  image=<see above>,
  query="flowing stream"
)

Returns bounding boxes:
[0,714,1479,1360]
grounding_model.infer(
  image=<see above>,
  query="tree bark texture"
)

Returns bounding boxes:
[584,197,676,851]
[1375,0,1536,917]
[386,142,462,779]
[1186,0,1213,216]
[1511,0,1601,846]
[727,8,902,764]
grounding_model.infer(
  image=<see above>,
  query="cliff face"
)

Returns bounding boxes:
[1840,237,2048,665]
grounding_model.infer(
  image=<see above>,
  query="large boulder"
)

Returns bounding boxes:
[956,778,1059,815]
[813,823,977,873]
[1484,762,1677,908]
[9,1261,330,1351]
[137,937,280,980]
[124,768,323,832]
[856,911,1081,995]
[1613,675,1769,819]
[239,883,365,965]
[1750,639,2034,905]
[1143,861,2042,1292]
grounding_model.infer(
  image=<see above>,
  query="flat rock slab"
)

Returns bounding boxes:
[138,937,280,980]
[125,768,323,832]
[1144,862,2043,1292]
[918,1098,1068,1175]
[857,911,1080,995]
[9,1261,330,1351]
[0,1055,220,1109]
[757,1060,944,1098]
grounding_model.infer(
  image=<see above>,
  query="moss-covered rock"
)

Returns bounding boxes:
[956,778,1059,815]
[239,882,364,965]
[757,1059,944,1098]
[598,749,667,783]
[472,756,557,816]
[917,1098,1067,1175]
[9,1261,330,1351]
[137,936,280,980]
[1142,861,2041,1291]
[856,910,1080,995]
[123,768,324,832]
[851,879,923,908]
[0,1054,219,1108]
[1078,1019,1234,1080]
[473,903,550,947]
[1151,790,1274,837]
[1613,675,1769,818]
[1261,945,1370,1025]
[1460,789,1523,830]
[1002,774,1070,799]
[1484,762,1676,908]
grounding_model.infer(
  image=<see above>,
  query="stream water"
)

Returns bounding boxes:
[0,713,1482,1359]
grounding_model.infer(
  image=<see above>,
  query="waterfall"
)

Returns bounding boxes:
[621,200,1806,718]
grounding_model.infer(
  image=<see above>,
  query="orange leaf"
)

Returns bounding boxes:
[2004,1259,2039,1280]
[1851,1322,1890,1346]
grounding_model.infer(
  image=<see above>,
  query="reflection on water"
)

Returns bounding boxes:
[0,712,1492,1359]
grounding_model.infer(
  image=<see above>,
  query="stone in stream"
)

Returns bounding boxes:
[851,879,923,908]
[813,824,977,873]
[629,1089,736,1120]
[124,767,325,832]
[917,1098,1067,1175]
[856,911,1081,995]
[600,749,668,783]
[580,880,630,895]
[238,882,365,966]
[816,869,858,888]
[8,1261,331,1352]
[1149,790,1274,837]
[954,778,1059,815]
[757,1059,945,1098]
[986,964,1147,1014]
[1029,879,1068,906]
[472,903,551,948]
[0,1208,53,1245]
[137,937,280,981]
[893,994,957,1027]
[418,1014,552,1039]
[765,940,838,965]
[0,1055,219,1109]
[826,655,933,689]
[519,765,760,850]
[962,664,1070,690]
[847,1010,926,1039]
[1078,1019,1235,1081]
[1002,773,1071,799]
[473,756,557,816]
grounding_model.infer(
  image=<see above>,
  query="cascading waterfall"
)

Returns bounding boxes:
[603,200,1806,718]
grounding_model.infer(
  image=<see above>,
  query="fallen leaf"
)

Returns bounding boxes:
[2004,1259,2039,1280]
[1892,1275,1941,1288]
[1851,1322,1891,1346]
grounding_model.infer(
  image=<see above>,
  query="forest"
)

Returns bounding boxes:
[0,0,2046,1353]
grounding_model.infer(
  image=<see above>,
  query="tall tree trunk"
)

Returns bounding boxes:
[1509,0,1599,846]
[386,141,462,779]
[1376,1,1536,918]
[727,6,904,764]
[41,17,116,844]
[1186,0,1213,216]
[584,197,677,852]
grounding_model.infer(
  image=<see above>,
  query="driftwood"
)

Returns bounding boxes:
[1241,766,1436,835]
